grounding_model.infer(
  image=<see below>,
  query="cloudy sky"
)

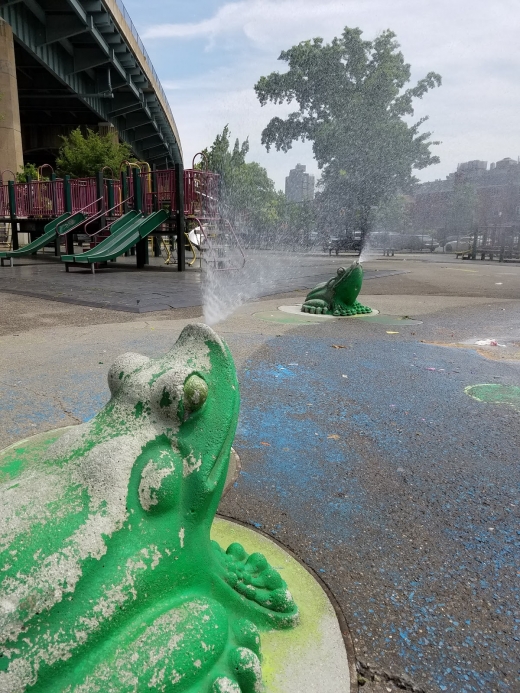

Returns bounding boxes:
[123,0,518,190]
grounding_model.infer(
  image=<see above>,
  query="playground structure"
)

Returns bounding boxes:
[0,164,243,272]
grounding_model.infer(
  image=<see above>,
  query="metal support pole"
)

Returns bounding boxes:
[96,171,105,234]
[471,225,478,261]
[63,175,74,255]
[133,168,142,212]
[133,168,147,268]
[121,170,129,214]
[50,174,61,257]
[175,163,185,272]
[106,178,114,212]
[151,170,161,257]
[7,180,18,250]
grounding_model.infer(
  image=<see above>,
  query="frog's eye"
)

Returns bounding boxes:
[183,374,208,414]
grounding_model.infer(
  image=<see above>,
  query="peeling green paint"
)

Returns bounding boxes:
[160,387,173,408]
[0,325,299,692]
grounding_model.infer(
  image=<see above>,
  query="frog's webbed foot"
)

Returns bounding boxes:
[332,299,372,316]
[212,649,262,693]
[213,541,298,629]
[211,619,263,692]
[301,299,329,314]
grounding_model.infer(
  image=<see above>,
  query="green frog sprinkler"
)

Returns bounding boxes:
[301,260,372,316]
[0,324,298,693]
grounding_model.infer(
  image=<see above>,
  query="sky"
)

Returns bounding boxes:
[122,0,519,191]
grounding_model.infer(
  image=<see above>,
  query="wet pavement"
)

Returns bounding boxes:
[1,255,520,692]
[0,252,402,312]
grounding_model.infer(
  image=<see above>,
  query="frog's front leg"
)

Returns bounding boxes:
[301,298,330,314]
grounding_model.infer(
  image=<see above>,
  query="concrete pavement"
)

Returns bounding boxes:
[1,253,519,692]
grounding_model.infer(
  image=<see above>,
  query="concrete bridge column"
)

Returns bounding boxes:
[0,19,23,178]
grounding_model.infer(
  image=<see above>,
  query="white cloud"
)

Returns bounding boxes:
[142,0,520,186]
[143,1,354,43]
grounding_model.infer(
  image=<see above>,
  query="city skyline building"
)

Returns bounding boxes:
[285,164,315,203]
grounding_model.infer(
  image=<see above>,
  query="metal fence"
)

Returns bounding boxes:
[184,169,219,218]
[0,170,220,220]
[70,178,98,214]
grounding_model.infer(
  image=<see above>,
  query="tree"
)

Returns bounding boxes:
[375,193,414,233]
[16,163,42,183]
[55,127,133,178]
[202,126,283,242]
[255,27,442,239]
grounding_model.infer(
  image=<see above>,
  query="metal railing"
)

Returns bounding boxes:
[57,198,104,235]
[12,180,65,218]
[0,185,10,217]
[83,196,135,237]
[0,170,220,220]
[70,178,98,214]
[184,169,219,219]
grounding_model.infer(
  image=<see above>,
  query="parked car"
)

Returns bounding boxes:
[323,231,363,255]
[443,237,473,252]
[365,232,438,252]
[364,231,402,250]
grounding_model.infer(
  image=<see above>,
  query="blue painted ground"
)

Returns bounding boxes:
[1,324,519,692]
[220,334,520,693]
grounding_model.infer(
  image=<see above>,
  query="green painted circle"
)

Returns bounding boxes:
[253,311,337,325]
[465,384,520,411]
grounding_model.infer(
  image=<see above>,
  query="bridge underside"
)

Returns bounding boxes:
[1,0,181,171]
[16,43,101,167]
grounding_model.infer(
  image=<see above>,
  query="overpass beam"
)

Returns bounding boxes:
[0,19,23,176]
[40,14,88,46]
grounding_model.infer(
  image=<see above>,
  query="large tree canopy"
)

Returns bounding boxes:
[255,27,441,236]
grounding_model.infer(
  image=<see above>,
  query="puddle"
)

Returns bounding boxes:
[465,384,520,412]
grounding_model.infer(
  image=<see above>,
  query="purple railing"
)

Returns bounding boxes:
[70,178,98,214]
[0,185,9,217]
[0,170,220,220]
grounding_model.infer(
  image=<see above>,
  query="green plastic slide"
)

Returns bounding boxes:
[0,213,72,263]
[62,210,169,268]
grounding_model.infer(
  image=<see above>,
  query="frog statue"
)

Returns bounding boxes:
[301,260,372,316]
[0,324,298,693]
